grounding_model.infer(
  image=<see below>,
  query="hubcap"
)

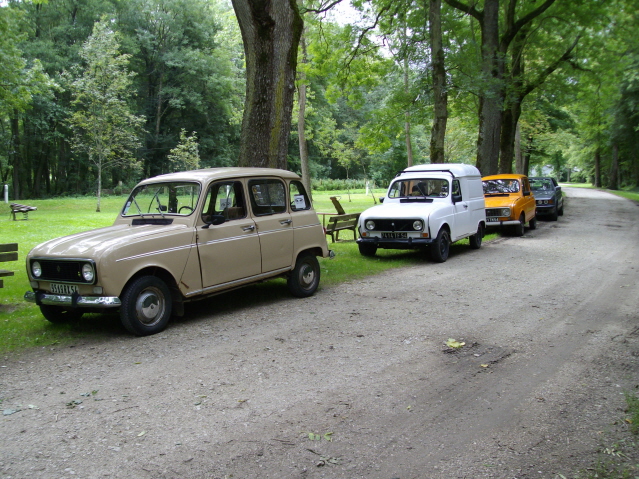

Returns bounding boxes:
[136,287,165,325]
[300,264,315,288]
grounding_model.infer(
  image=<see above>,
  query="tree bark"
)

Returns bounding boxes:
[429,0,447,164]
[594,148,601,187]
[297,34,312,197]
[404,56,414,167]
[10,110,22,200]
[232,0,304,169]
[609,143,618,190]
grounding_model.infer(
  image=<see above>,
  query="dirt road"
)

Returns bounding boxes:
[2,187,638,479]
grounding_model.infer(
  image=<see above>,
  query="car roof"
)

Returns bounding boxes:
[400,163,481,178]
[137,167,301,185]
[482,174,528,180]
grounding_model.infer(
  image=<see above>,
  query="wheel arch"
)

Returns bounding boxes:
[121,266,184,316]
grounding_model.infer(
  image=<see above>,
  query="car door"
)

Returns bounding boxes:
[451,179,473,238]
[522,177,536,222]
[248,178,294,273]
[196,180,261,290]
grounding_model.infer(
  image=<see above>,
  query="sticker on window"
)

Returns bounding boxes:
[294,194,306,210]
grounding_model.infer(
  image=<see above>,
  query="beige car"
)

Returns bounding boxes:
[24,168,333,335]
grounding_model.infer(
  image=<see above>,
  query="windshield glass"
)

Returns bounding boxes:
[122,182,201,216]
[483,179,520,194]
[530,179,554,191]
[388,178,450,198]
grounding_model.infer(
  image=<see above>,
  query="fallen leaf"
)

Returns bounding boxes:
[480,364,489,368]
[446,338,465,349]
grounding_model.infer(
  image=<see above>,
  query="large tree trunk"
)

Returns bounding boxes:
[232,0,304,169]
[404,57,414,167]
[609,143,619,190]
[429,0,447,164]
[594,148,601,187]
[10,110,22,200]
[297,35,312,197]
[514,123,523,174]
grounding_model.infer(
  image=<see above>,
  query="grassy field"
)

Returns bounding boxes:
[0,189,486,353]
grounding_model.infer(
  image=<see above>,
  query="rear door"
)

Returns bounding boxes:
[248,178,294,273]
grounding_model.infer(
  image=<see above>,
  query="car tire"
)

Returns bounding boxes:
[430,228,450,263]
[40,305,84,323]
[528,215,537,230]
[358,243,377,257]
[558,204,564,216]
[288,253,320,298]
[469,223,483,250]
[550,207,559,221]
[513,214,525,237]
[120,276,172,336]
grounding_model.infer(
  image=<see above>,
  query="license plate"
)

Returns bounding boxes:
[50,283,79,295]
[486,217,499,223]
[381,232,407,239]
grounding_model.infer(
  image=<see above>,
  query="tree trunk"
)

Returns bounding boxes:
[594,148,601,187]
[10,110,22,200]
[297,35,312,197]
[514,123,523,174]
[404,57,414,167]
[232,0,304,169]
[609,143,618,190]
[429,0,447,164]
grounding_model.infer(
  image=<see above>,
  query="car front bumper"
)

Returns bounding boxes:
[25,290,121,308]
[485,219,521,226]
[357,236,434,249]
[535,205,556,215]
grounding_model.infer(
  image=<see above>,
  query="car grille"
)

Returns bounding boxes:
[38,260,86,283]
[486,208,503,217]
[370,219,417,231]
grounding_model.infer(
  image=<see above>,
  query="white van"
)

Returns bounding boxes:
[357,164,486,262]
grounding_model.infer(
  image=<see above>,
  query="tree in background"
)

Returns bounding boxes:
[168,129,200,172]
[68,19,145,212]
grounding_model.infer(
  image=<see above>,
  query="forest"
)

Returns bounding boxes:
[1,0,638,201]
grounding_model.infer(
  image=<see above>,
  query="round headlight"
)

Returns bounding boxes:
[500,208,511,217]
[365,220,376,231]
[82,263,95,282]
[32,261,42,278]
[412,220,423,231]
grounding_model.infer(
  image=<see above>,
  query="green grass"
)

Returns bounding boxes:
[0,190,492,353]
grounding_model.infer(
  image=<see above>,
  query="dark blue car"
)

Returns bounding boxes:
[529,177,564,221]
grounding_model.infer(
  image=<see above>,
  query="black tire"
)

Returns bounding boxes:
[513,214,525,237]
[430,228,450,263]
[550,207,558,221]
[469,223,483,250]
[528,215,537,230]
[40,305,84,323]
[558,204,564,216]
[288,253,320,298]
[120,276,172,336]
[358,242,377,257]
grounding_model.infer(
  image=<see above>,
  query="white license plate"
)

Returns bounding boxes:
[381,232,407,239]
[486,217,499,223]
[50,283,79,295]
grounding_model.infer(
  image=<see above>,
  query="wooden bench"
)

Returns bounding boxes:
[10,203,37,221]
[325,213,360,243]
[0,243,18,289]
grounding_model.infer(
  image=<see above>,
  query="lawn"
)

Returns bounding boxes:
[1,189,479,353]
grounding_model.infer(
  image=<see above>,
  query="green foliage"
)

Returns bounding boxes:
[168,129,200,171]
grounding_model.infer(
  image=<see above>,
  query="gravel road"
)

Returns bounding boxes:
[2,187,639,479]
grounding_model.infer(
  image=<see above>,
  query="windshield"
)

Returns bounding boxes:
[122,182,201,216]
[388,178,450,198]
[483,179,520,194]
[530,179,554,191]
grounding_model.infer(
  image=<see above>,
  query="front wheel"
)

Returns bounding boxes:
[528,215,537,230]
[430,229,450,263]
[469,223,483,250]
[288,254,320,298]
[358,242,377,257]
[512,214,525,237]
[120,276,172,336]
[40,305,84,323]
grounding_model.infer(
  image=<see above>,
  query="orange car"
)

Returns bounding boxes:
[482,174,537,236]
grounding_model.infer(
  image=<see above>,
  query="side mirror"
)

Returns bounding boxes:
[556,186,562,192]
[202,214,226,229]
[524,191,531,196]
[452,194,463,204]
[379,197,385,203]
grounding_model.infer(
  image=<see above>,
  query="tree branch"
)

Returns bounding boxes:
[443,0,483,22]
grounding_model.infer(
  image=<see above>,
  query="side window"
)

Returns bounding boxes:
[290,181,311,211]
[452,180,461,198]
[201,181,246,223]
[248,179,287,216]
[522,178,530,194]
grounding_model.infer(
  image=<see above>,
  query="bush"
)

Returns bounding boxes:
[311,178,375,191]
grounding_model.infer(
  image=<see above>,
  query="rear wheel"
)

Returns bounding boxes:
[469,223,483,250]
[40,305,84,323]
[430,228,450,263]
[358,243,377,257]
[288,253,320,298]
[120,276,172,336]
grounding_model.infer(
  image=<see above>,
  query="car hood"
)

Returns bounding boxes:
[484,195,522,208]
[361,201,442,219]
[29,223,190,258]
[532,190,553,200]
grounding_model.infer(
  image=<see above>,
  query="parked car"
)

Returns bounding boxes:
[529,176,564,221]
[24,168,333,336]
[482,174,537,236]
[357,164,486,262]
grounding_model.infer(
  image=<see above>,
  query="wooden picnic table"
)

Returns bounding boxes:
[0,243,18,289]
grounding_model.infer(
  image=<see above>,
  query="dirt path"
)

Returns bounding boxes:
[2,187,639,479]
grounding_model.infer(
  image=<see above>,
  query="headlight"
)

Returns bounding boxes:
[32,261,42,278]
[500,208,511,217]
[365,220,376,230]
[82,263,95,282]
[412,220,423,231]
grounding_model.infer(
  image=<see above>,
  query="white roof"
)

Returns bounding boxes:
[400,163,481,178]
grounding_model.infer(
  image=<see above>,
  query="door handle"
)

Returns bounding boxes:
[280,219,292,225]
[242,225,256,232]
